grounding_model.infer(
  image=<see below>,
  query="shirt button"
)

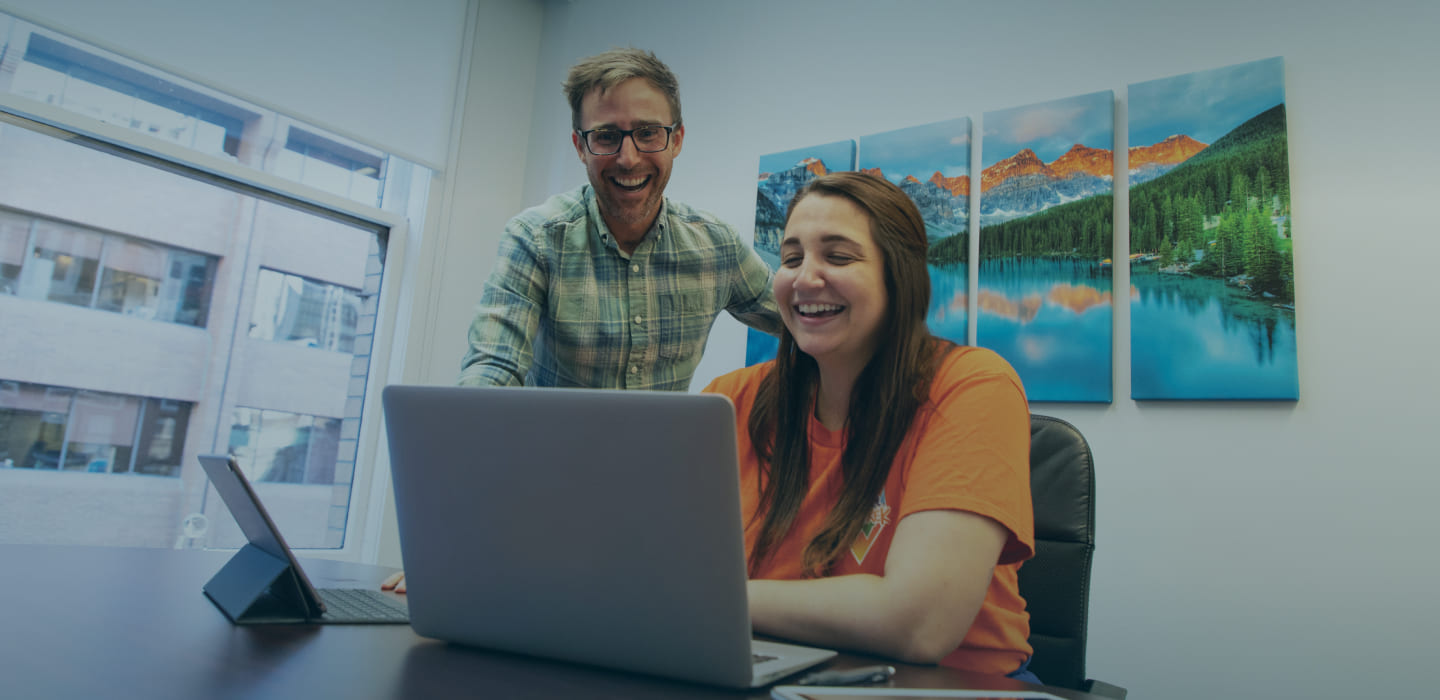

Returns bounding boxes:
[629,365,639,375]
[633,315,643,324]
[631,264,640,273]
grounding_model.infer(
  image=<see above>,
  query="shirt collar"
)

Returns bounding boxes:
[583,185,668,253]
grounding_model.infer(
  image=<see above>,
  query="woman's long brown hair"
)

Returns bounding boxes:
[748,172,951,577]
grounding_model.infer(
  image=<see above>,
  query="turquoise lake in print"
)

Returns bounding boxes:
[975,258,1113,402]
[1130,268,1298,400]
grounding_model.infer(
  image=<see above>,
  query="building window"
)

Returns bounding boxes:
[96,242,215,326]
[249,269,362,353]
[0,382,74,469]
[11,34,246,158]
[1,207,218,327]
[2,14,424,215]
[0,380,191,477]
[94,237,166,318]
[28,218,103,306]
[133,399,192,477]
[274,128,385,206]
[229,408,342,486]
[64,390,139,473]
[0,210,29,294]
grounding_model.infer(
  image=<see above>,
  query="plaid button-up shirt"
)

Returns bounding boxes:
[459,186,781,391]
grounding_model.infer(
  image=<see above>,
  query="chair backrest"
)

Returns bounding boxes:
[1018,414,1096,690]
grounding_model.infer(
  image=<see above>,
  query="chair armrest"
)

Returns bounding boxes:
[1081,678,1127,699]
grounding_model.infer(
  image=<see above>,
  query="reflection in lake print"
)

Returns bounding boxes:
[975,258,1113,402]
[1131,270,1298,400]
[926,262,968,346]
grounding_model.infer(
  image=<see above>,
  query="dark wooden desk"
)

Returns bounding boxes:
[0,545,1107,699]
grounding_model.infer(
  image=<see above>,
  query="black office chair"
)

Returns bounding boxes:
[1019,414,1127,699]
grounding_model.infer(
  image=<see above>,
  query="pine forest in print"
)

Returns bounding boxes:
[1128,57,1297,400]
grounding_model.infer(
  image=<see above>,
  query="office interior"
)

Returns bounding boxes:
[0,1,1435,698]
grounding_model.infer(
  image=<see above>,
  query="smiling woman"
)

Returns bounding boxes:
[704,172,1038,680]
[776,194,889,397]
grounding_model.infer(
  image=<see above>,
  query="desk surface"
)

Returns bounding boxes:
[0,545,1108,700]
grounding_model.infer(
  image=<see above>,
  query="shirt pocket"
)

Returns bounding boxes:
[657,291,712,359]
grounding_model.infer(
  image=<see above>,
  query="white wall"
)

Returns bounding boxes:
[0,0,468,168]
[508,1,1440,698]
[402,0,545,387]
[373,0,546,567]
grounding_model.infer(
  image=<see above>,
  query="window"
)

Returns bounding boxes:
[0,12,431,552]
[0,120,386,548]
[12,34,245,158]
[1,17,415,212]
[133,399,192,476]
[1,207,219,327]
[29,219,102,306]
[0,380,191,476]
[0,382,74,469]
[95,237,166,319]
[230,408,343,485]
[276,128,385,206]
[64,390,139,473]
[250,269,362,353]
[0,210,29,294]
[222,407,347,548]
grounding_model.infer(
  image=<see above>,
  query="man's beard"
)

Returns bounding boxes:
[595,168,667,233]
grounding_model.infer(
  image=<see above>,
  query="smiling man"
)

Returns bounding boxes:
[458,48,781,391]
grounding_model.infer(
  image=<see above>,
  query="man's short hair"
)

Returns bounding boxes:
[563,48,682,131]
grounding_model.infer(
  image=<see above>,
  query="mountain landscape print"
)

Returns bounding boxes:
[1128,57,1297,400]
[748,140,856,365]
[977,91,1115,402]
[857,117,971,344]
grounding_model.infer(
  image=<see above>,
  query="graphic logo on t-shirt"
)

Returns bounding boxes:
[850,491,891,565]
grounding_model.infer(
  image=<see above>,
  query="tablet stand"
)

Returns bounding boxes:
[203,543,314,624]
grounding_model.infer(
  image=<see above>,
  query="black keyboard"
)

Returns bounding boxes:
[317,588,410,624]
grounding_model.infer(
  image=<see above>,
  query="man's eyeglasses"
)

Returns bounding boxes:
[576,123,679,156]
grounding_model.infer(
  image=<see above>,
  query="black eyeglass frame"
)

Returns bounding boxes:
[575,123,680,156]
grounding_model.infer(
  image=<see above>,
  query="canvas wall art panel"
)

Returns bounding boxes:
[1128,56,1297,400]
[857,117,971,345]
[747,140,856,365]
[977,91,1115,402]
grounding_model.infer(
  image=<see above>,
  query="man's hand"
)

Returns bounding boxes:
[381,571,407,594]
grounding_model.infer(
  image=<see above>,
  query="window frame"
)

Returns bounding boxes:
[1,93,416,564]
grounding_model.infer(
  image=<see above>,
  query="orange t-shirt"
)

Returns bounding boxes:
[703,346,1034,675]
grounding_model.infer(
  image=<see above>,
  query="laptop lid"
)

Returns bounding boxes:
[382,385,828,688]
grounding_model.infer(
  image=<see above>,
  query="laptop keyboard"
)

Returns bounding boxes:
[317,588,410,624]
[752,653,778,665]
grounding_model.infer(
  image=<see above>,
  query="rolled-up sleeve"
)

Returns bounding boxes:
[727,237,782,336]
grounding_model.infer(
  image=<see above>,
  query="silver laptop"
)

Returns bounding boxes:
[381,385,836,688]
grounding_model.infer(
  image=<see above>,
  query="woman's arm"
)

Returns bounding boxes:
[747,507,1007,664]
